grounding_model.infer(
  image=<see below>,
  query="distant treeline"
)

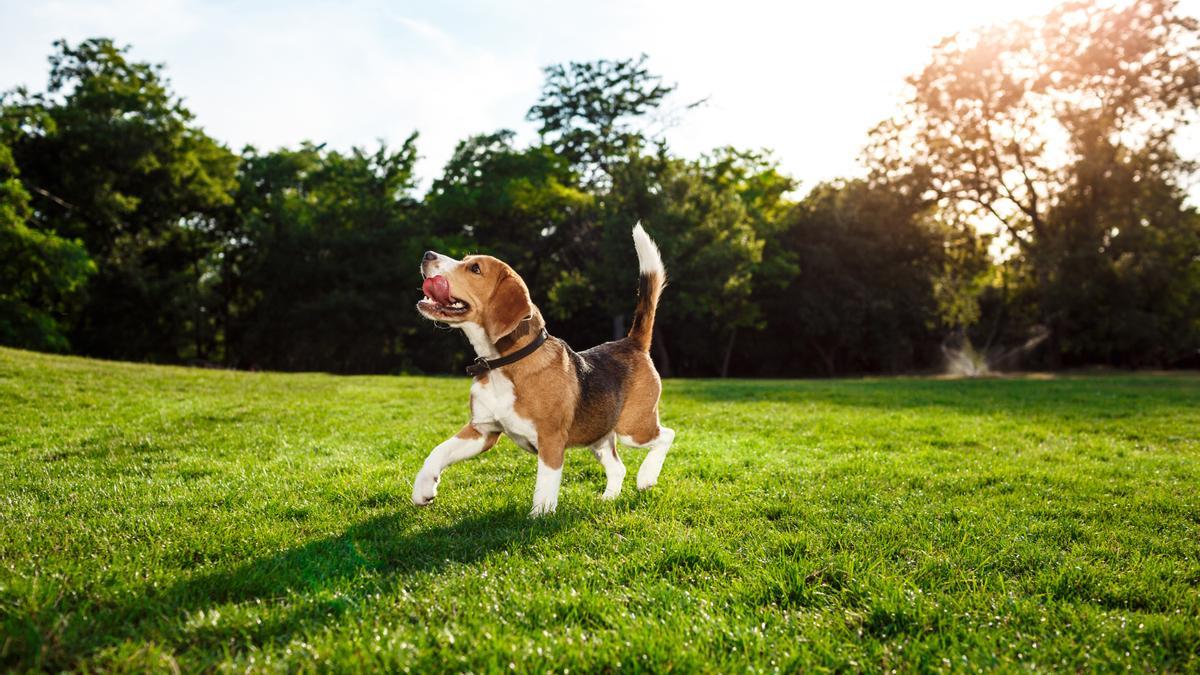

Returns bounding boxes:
[2,0,1199,376]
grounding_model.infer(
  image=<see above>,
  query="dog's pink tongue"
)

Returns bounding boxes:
[422,275,452,305]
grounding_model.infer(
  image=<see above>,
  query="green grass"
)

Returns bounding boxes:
[0,347,1198,672]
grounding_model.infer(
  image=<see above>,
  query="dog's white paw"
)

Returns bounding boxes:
[529,499,557,517]
[412,470,439,506]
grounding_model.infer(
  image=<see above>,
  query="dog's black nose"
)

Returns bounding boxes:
[423,251,437,262]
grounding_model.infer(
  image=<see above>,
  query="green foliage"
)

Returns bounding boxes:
[868,0,1200,367]
[1,347,1197,670]
[3,38,237,361]
[426,131,592,294]
[1035,158,1200,366]
[3,11,1199,374]
[527,55,675,186]
[0,141,94,350]
[604,149,773,375]
[929,213,994,331]
[219,140,427,373]
[751,180,948,376]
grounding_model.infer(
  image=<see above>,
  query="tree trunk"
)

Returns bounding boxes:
[652,326,671,377]
[720,328,737,378]
[1035,251,1061,370]
[612,313,625,341]
[220,266,233,367]
[192,247,206,362]
[1045,317,1063,370]
[812,341,836,377]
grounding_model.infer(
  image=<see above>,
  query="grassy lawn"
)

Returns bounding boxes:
[0,347,1198,672]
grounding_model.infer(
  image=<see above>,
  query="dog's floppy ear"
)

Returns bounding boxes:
[484,272,532,342]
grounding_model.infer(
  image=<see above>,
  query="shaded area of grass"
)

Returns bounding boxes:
[0,347,1197,671]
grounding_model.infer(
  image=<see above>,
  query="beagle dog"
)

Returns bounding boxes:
[412,224,674,516]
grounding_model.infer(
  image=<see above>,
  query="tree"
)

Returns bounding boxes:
[0,139,93,351]
[700,148,798,375]
[867,0,1200,365]
[2,38,237,361]
[596,149,774,376]
[218,139,428,373]
[527,55,675,187]
[425,132,592,300]
[750,180,949,376]
[1033,155,1200,365]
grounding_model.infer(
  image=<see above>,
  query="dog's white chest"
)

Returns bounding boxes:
[471,371,539,452]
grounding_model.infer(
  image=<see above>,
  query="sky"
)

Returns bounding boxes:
[2,0,1198,194]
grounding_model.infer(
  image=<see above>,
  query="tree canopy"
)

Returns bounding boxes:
[867,0,1200,366]
[3,2,1199,376]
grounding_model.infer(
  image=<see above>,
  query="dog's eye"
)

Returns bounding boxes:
[469,263,482,275]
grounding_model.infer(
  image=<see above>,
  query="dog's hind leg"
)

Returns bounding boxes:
[618,425,675,491]
[614,352,671,491]
[589,433,627,500]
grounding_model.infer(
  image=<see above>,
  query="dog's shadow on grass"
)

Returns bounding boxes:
[188,504,575,601]
[98,504,581,661]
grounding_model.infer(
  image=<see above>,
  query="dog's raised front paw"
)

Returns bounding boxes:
[412,471,439,506]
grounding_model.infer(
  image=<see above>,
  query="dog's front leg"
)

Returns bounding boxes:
[530,438,566,517]
[412,424,500,506]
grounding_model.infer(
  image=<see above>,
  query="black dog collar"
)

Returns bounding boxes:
[465,329,549,377]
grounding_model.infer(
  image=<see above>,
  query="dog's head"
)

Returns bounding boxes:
[418,251,533,342]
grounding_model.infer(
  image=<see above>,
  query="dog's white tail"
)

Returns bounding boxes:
[628,223,666,351]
